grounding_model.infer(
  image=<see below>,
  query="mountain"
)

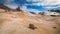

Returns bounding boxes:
[0,4,11,10]
[0,4,21,11]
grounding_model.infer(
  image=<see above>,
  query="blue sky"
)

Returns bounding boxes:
[0,0,60,13]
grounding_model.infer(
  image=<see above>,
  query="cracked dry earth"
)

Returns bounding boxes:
[0,11,60,34]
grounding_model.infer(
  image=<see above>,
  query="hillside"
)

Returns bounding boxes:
[0,9,60,34]
[0,4,11,10]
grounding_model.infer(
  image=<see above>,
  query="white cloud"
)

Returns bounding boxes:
[3,0,18,9]
[20,5,27,11]
[18,5,41,14]
[4,4,18,9]
[44,5,60,9]
[6,0,14,2]
[19,4,42,14]
[26,0,60,6]
[26,0,43,2]
[26,0,60,9]
[3,0,15,4]
[40,0,60,6]
[27,8,42,14]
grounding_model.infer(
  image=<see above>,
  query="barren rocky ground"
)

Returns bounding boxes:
[0,10,60,34]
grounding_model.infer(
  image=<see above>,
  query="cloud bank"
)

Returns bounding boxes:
[0,0,60,13]
[1,0,60,9]
[26,0,60,9]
